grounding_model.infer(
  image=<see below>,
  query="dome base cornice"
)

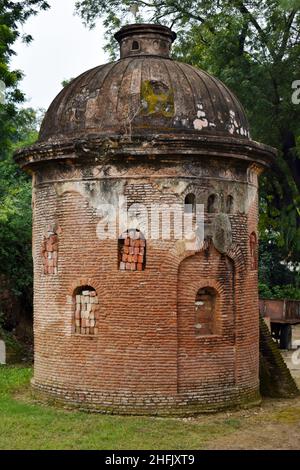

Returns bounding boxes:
[15,134,276,170]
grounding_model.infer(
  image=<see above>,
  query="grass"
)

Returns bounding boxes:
[271,407,300,424]
[0,365,242,450]
[1,365,300,450]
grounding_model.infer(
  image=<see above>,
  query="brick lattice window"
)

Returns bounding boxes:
[74,286,99,335]
[119,229,146,271]
[41,230,58,275]
[195,287,217,336]
[250,232,258,270]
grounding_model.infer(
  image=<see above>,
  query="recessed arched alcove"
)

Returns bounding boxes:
[195,287,218,336]
[184,193,196,214]
[226,195,234,214]
[207,194,219,213]
[177,247,235,394]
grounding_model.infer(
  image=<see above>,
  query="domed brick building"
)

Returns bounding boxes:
[15,24,276,415]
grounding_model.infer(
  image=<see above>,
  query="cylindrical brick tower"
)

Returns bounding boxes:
[15,24,276,415]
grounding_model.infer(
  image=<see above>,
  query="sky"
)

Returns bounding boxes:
[11,0,109,110]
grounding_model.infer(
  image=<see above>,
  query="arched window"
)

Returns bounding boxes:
[118,229,146,271]
[195,287,217,336]
[226,195,234,214]
[207,194,218,213]
[132,40,139,50]
[250,232,258,270]
[74,286,99,335]
[184,193,196,214]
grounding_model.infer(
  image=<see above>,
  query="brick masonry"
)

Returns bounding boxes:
[29,156,262,415]
[15,24,277,415]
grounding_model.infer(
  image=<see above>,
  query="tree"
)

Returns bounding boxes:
[0,107,38,294]
[76,1,300,265]
[0,2,49,326]
[0,0,49,159]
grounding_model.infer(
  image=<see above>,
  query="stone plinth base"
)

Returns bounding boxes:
[31,379,261,416]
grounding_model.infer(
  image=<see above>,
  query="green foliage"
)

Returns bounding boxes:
[61,78,74,88]
[259,282,300,299]
[0,108,38,299]
[271,284,300,299]
[0,0,49,159]
[280,0,300,8]
[259,229,300,297]
[0,1,48,314]
[0,158,32,294]
[259,282,274,299]
[259,233,298,284]
[0,325,25,361]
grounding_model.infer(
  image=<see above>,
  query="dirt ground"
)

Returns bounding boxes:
[201,325,300,449]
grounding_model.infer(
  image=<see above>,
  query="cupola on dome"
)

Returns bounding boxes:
[39,23,251,143]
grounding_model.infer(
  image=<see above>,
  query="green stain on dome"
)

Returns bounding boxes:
[141,80,174,118]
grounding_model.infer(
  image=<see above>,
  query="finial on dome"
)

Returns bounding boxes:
[114,23,177,59]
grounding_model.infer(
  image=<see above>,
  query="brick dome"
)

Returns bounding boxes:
[39,24,250,143]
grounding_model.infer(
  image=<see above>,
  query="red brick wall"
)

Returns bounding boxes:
[31,157,261,415]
